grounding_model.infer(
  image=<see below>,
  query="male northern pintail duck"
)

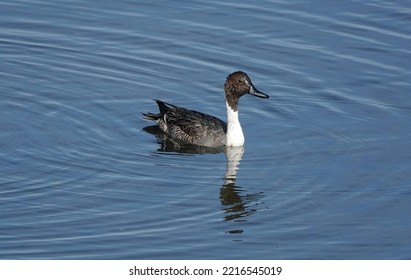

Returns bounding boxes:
[142,71,269,147]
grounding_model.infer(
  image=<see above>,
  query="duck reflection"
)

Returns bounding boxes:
[143,125,264,227]
[220,146,261,223]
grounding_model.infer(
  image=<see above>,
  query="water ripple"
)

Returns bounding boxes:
[1,0,411,259]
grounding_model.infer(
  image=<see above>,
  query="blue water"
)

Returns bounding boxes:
[1,0,411,259]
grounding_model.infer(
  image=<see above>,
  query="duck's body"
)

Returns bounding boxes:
[143,100,227,147]
[142,71,269,147]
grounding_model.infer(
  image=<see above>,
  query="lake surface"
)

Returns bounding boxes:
[1,0,411,259]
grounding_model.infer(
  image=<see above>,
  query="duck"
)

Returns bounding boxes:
[142,71,269,147]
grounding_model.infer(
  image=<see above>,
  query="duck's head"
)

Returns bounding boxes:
[224,71,269,111]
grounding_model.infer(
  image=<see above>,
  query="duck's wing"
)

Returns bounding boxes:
[166,107,227,146]
[143,100,226,146]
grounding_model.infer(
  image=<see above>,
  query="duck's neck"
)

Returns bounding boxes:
[225,101,244,146]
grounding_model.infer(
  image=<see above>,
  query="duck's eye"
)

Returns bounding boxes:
[238,79,243,84]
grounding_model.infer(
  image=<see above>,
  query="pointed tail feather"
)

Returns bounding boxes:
[154,99,175,115]
[142,112,161,121]
[143,100,175,121]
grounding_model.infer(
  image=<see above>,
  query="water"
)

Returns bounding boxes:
[1,0,411,259]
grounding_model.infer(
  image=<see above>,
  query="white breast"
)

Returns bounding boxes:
[225,102,245,146]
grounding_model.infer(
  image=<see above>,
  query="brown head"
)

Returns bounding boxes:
[224,71,269,111]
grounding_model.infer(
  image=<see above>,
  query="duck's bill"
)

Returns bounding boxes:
[249,85,269,99]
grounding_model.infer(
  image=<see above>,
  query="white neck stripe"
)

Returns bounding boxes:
[225,101,244,146]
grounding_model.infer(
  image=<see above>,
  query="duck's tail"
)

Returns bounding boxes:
[142,112,160,121]
[142,100,174,121]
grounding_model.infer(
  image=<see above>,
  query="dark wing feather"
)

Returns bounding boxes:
[144,100,226,146]
[166,107,226,142]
